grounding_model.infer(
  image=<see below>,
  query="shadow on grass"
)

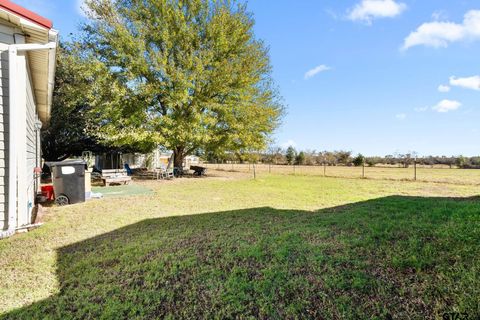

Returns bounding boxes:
[2,196,480,319]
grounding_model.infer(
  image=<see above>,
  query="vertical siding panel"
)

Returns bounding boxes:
[0,49,9,231]
[0,23,14,233]
[24,64,37,226]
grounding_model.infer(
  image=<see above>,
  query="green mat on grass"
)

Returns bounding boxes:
[91,184,153,198]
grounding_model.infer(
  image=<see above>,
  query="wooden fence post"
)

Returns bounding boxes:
[414,160,417,181]
[362,162,365,178]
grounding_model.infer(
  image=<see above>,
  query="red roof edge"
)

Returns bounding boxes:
[0,0,52,29]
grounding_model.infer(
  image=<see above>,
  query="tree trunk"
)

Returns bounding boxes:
[173,147,185,169]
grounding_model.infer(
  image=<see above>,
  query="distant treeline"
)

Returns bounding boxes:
[206,147,480,169]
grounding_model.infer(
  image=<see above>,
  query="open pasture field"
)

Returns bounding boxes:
[0,172,479,319]
[207,163,480,185]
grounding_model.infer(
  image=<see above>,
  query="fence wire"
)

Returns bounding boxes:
[203,163,480,186]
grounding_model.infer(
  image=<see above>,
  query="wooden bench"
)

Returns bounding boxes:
[101,169,132,186]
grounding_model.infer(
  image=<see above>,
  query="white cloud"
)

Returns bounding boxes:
[395,113,407,120]
[402,10,480,50]
[432,99,461,113]
[438,84,451,93]
[449,75,480,91]
[347,0,406,24]
[304,65,331,79]
[281,139,297,149]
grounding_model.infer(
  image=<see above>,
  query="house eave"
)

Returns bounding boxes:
[0,3,58,125]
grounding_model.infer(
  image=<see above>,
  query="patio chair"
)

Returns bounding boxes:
[161,168,174,179]
[154,165,174,180]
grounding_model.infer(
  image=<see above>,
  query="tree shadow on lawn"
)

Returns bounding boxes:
[3,196,480,319]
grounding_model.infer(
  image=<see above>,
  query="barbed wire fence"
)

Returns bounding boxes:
[203,161,479,186]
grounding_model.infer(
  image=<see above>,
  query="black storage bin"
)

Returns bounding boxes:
[49,160,86,205]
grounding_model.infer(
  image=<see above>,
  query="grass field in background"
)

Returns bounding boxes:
[0,173,479,319]
[206,163,480,185]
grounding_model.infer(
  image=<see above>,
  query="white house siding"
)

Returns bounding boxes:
[0,6,57,239]
[24,69,38,226]
[0,49,8,232]
[0,24,16,233]
[0,23,38,233]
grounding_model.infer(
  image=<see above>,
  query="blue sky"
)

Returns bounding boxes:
[15,0,480,156]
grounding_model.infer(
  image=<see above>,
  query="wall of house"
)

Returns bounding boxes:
[23,69,38,226]
[0,49,8,233]
[0,23,15,234]
[0,23,37,236]
[12,51,27,229]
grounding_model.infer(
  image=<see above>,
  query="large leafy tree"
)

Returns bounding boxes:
[81,0,284,167]
[42,44,100,161]
[42,43,158,161]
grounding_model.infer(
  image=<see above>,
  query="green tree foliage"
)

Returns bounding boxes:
[80,0,284,167]
[285,146,296,165]
[42,44,157,161]
[352,154,365,167]
[456,156,466,168]
[41,45,99,161]
[295,151,306,165]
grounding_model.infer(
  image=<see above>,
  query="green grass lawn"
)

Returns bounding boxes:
[1,174,479,319]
